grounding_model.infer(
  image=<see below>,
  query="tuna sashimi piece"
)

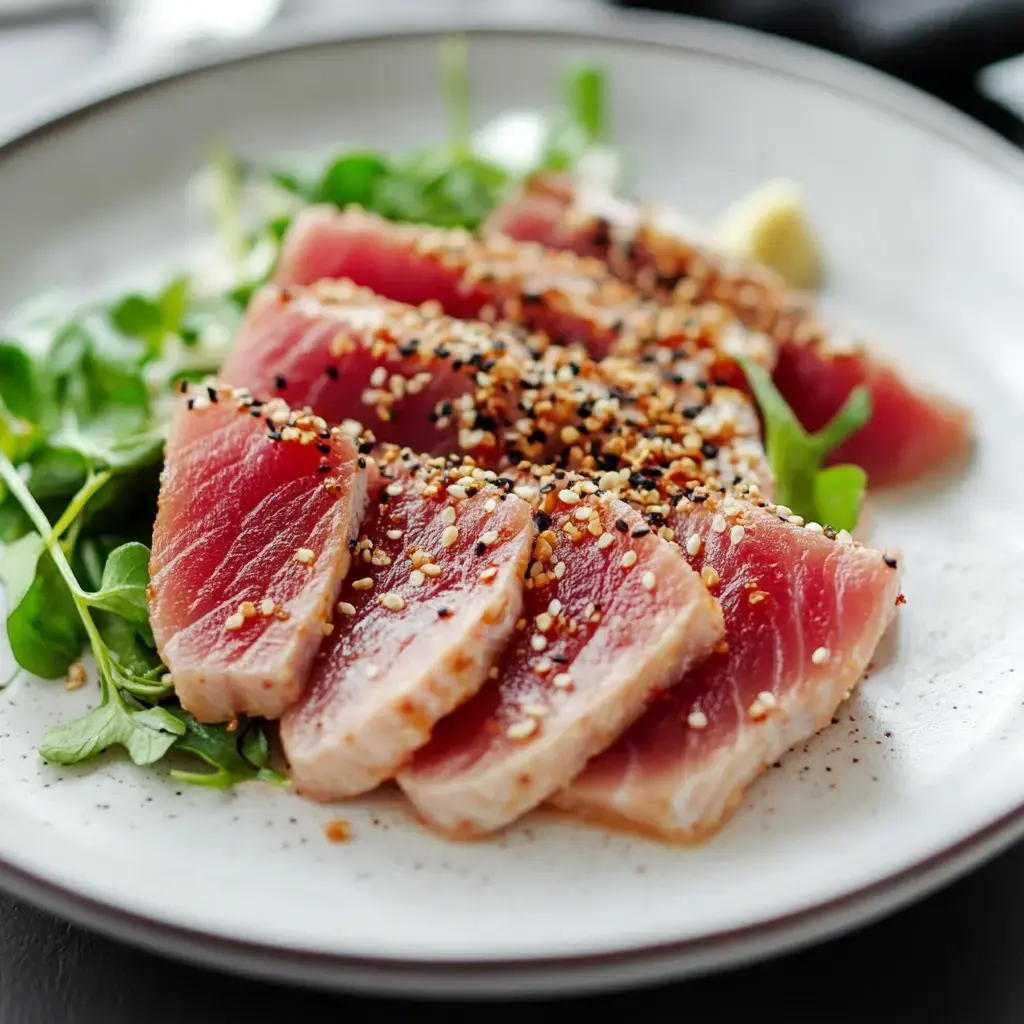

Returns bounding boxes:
[398,492,724,838]
[274,205,773,377]
[280,469,533,800]
[220,280,523,463]
[485,175,973,485]
[149,389,373,722]
[554,501,902,840]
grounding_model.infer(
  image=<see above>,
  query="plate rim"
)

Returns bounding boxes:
[2,6,1023,996]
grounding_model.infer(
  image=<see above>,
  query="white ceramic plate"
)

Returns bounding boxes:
[1,8,1024,999]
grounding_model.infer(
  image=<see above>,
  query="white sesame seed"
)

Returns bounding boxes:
[380,593,406,612]
[386,482,403,496]
[338,601,356,616]
[224,612,245,631]
[351,577,374,591]
[553,561,566,579]
[553,672,573,689]
[523,703,548,718]
[835,529,853,545]
[530,634,548,652]
[536,613,553,633]
[748,699,767,719]
[294,547,315,564]
[642,571,656,591]
[446,484,468,500]
[757,690,777,709]
[776,505,792,519]
[480,567,498,582]
[620,550,638,569]
[442,525,459,548]
[369,366,387,388]
[597,533,614,549]
[687,710,708,730]
[572,507,592,522]
[548,599,562,616]
[386,529,404,540]
[812,646,830,665]
[558,488,581,505]
[787,514,805,526]
[421,563,441,577]
[685,534,702,556]
[480,530,499,546]
[409,570,425,587]
[441,505,456,525]
[711,514,727,533]
[730,524,746,545]
[804,521,824,534]
[514,485,536,500]
[239,601,257,619]
[484,498,497,513]
[506,718,538,740]
[260,599,276,616]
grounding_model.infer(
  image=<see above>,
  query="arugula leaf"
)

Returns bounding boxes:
[739,358,871,531]
[96,612,162,677]
[543,64,607,171]
[166,708,287,788]
[84,541,151,623]
[316,153,389,208]
[0,343,40,421]
[1,535,86,679]
[39,694,184,767]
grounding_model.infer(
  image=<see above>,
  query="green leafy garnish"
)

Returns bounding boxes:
[166,709,286,788]
[739,358,871,531]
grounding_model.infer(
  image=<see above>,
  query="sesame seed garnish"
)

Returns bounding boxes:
[409,570,425,587]
[685,534,702,556]
[531,634,548,652]
[387,529,403,540]
[701,565,720,589]
[386,482,403,496]
[421,563,442,577]
[711,514,727,533]
[553,672,574,689]
[597,533,614,549]
[729,524,745,545]
[642,571,656,591]
[514,485,536,500]
[558,488,581,505]
[804,521,824,534]
[480,530,499,546]
[224,612,245,631]
[757,690,777,709]
[484,498,497,513]
[506,718,538,740]
[687,710,708,730]
[836,529,853,545]
[620,550,638,569]
[536,613,553,633]
[294,547,315,565]
[553,561,566,579]
[481,566,498,582]
[260,599,275,616]
[787,514,805,526]
[441,505,456,525]
[812,646,830,665]
[321,622,334,636]
[446,484,468,500]
[548,599,562,615]
[524,703,548,718]
[352,577,374,591]
[338,601,356,616]
[442,525,459,547]
[380,593,406,612]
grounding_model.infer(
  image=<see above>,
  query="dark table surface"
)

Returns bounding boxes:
[1,4,1023,1022]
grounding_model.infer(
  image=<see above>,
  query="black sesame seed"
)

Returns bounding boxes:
[317,465,330,473]
[358,456,367,468]
[274,376,287,390]
[631,526,651,538]
[316,443,331,454]
[207,386,219,403]
[701,442,719,460]
[535,511,553,531]
[358,441,374,455]
[178,380,189,393]
[186,398,195,410]
[475,542,486,556]
[437,607,452,619]
[884,555,899,569]
[325,366,339,380]
[615,519,629,533]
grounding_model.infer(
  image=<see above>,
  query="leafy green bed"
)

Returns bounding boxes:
[0,39,867,788]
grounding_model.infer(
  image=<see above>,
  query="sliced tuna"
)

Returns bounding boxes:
[220,280,524,464]
[486,175,973,485]
[398,490,724,838]
[274,204,774,377]
[554,500,902,840]
[280,466,534,800]
[149,388,374,722]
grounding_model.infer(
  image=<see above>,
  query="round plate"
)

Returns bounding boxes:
[1,8,1023,999]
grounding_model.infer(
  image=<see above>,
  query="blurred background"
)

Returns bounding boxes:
[1,0,1024,146]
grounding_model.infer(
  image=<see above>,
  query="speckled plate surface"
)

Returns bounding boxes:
[1,8,1023,999]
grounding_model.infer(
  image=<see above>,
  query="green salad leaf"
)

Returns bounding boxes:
[166,709,287,788]
[85,541,151,623]
[739,358,871,531]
